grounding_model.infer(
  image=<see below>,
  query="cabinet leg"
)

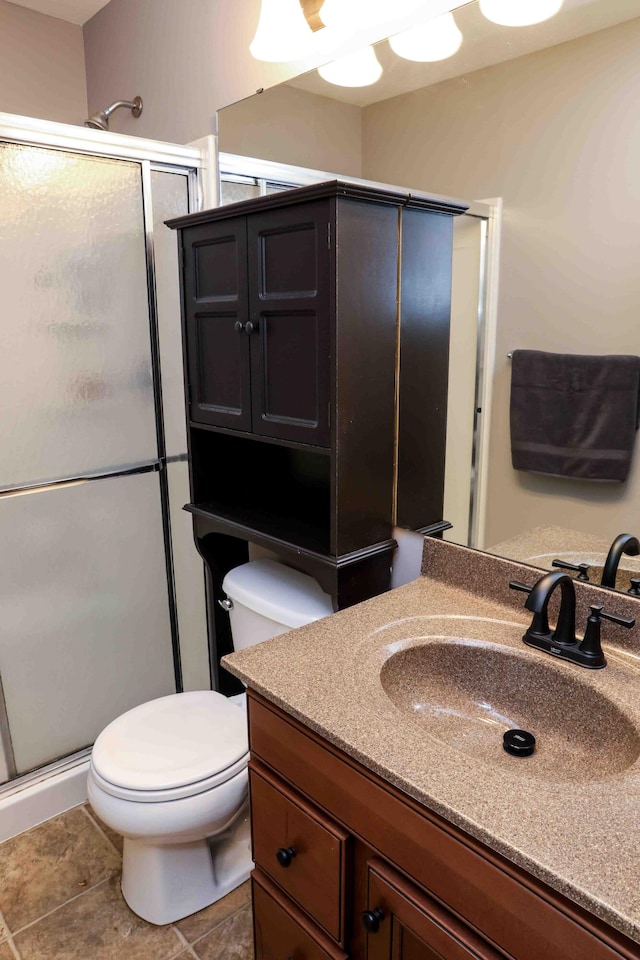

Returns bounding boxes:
[196,532,249,695]
[333,548,395,610]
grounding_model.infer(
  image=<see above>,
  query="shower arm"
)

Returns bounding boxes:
[103,99,142,121]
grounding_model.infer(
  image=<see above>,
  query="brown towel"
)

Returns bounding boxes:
[510,350,640,481]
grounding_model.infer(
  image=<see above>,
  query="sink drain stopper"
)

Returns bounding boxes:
[503,729,536,757]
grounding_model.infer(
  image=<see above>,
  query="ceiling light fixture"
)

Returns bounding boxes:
[389,11,463,62]
[249,0,564,88]
[317,45,384,87]
[249,0,317,62]
[319,0,426,32]
[478,0,565,27]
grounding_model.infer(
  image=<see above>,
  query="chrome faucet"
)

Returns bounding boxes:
[509,571,635,669]
[601,533,640,588]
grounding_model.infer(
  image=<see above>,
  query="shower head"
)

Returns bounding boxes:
[84,96,143,131]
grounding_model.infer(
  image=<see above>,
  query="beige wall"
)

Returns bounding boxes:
[219,85,362,176]
[362,18,640,548]
[0,0,87,124]
[83,0,316,143]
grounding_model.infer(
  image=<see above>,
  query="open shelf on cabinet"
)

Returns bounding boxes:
[185,501,331,555]
[188,429,331,555]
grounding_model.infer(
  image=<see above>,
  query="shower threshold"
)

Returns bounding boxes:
[0,748,90,843]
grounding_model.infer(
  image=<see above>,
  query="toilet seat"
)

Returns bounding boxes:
[90,752,249,802]
[91,691,248,802]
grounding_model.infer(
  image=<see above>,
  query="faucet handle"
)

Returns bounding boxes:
[551,559,591,582]
[578,605,635,669]
[509,580,533,595]
[578,606,607,667]
[598,608,635,629]
[628,578,640,596]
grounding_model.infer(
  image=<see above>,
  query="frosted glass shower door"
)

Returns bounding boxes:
[0,143,158,490]
[0,472,175,773]
[0,141,178,780]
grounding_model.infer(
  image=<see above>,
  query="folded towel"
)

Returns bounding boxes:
[510,350,640,481]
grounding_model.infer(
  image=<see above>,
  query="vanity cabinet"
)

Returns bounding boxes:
[247,690,640,960]
[168,182,467,691]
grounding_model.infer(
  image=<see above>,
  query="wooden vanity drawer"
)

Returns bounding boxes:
[253,870,348,960]
[249,761,349,943]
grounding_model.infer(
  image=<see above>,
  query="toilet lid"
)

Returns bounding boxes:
[91,691,248,792]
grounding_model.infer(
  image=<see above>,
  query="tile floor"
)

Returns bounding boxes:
[0,804,253,959]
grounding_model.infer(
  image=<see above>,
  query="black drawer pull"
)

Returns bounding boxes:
[245,319,258,335]
[275,846,296,867]
[234,321,245,333]
[362,908,384,933]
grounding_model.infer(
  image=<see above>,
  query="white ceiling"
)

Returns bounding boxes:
[8,0,110,25]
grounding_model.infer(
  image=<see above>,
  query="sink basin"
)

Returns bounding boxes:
[379,633,640,782]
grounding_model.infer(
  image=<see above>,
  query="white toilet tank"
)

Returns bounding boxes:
[221,558,334,651]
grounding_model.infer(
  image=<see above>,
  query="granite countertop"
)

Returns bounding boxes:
[223,539,640,945]
[488,524,640,591]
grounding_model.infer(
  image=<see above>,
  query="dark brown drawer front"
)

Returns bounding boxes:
[249,762,348,943]
[253,871,348,960]
[366,859,504,960]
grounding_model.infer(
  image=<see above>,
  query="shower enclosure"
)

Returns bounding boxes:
[0,114,207,826]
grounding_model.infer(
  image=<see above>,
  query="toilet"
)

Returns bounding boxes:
[87,558,333,925]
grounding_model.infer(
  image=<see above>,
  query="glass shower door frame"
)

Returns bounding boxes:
[0,114,202,788]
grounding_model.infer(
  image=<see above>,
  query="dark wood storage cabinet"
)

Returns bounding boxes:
[168,181,467,691]
[247,691,640,960]
[183,204,331,447]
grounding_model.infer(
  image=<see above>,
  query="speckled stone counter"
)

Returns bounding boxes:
[223,538,640,946]
[488,524,640,591]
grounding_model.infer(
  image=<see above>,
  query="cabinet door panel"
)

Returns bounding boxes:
[400,926,447,960]
[260,223,318,297]
[194,235,241,300]
[255,310,321,428]
[195,312,249,421]
[184,220,251,430]
[366,860,504,960]
[248,202,331,446]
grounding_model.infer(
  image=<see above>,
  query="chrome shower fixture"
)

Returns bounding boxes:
[84,96,143,131]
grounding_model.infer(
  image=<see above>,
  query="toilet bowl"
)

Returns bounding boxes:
[89,559,334,925]
[88,690,252,925]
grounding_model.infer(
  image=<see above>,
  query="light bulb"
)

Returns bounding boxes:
[250,0,317,62]
[479,0,564,27]
[389,12,463,62]
[317,46,383,87]
[318,0,362,32]
[319,0,425,32]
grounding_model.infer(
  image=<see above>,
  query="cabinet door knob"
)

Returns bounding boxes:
[245,319,259,335]
[362,908,384,933]
[234,321,245,333]
[275,846,296,867]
